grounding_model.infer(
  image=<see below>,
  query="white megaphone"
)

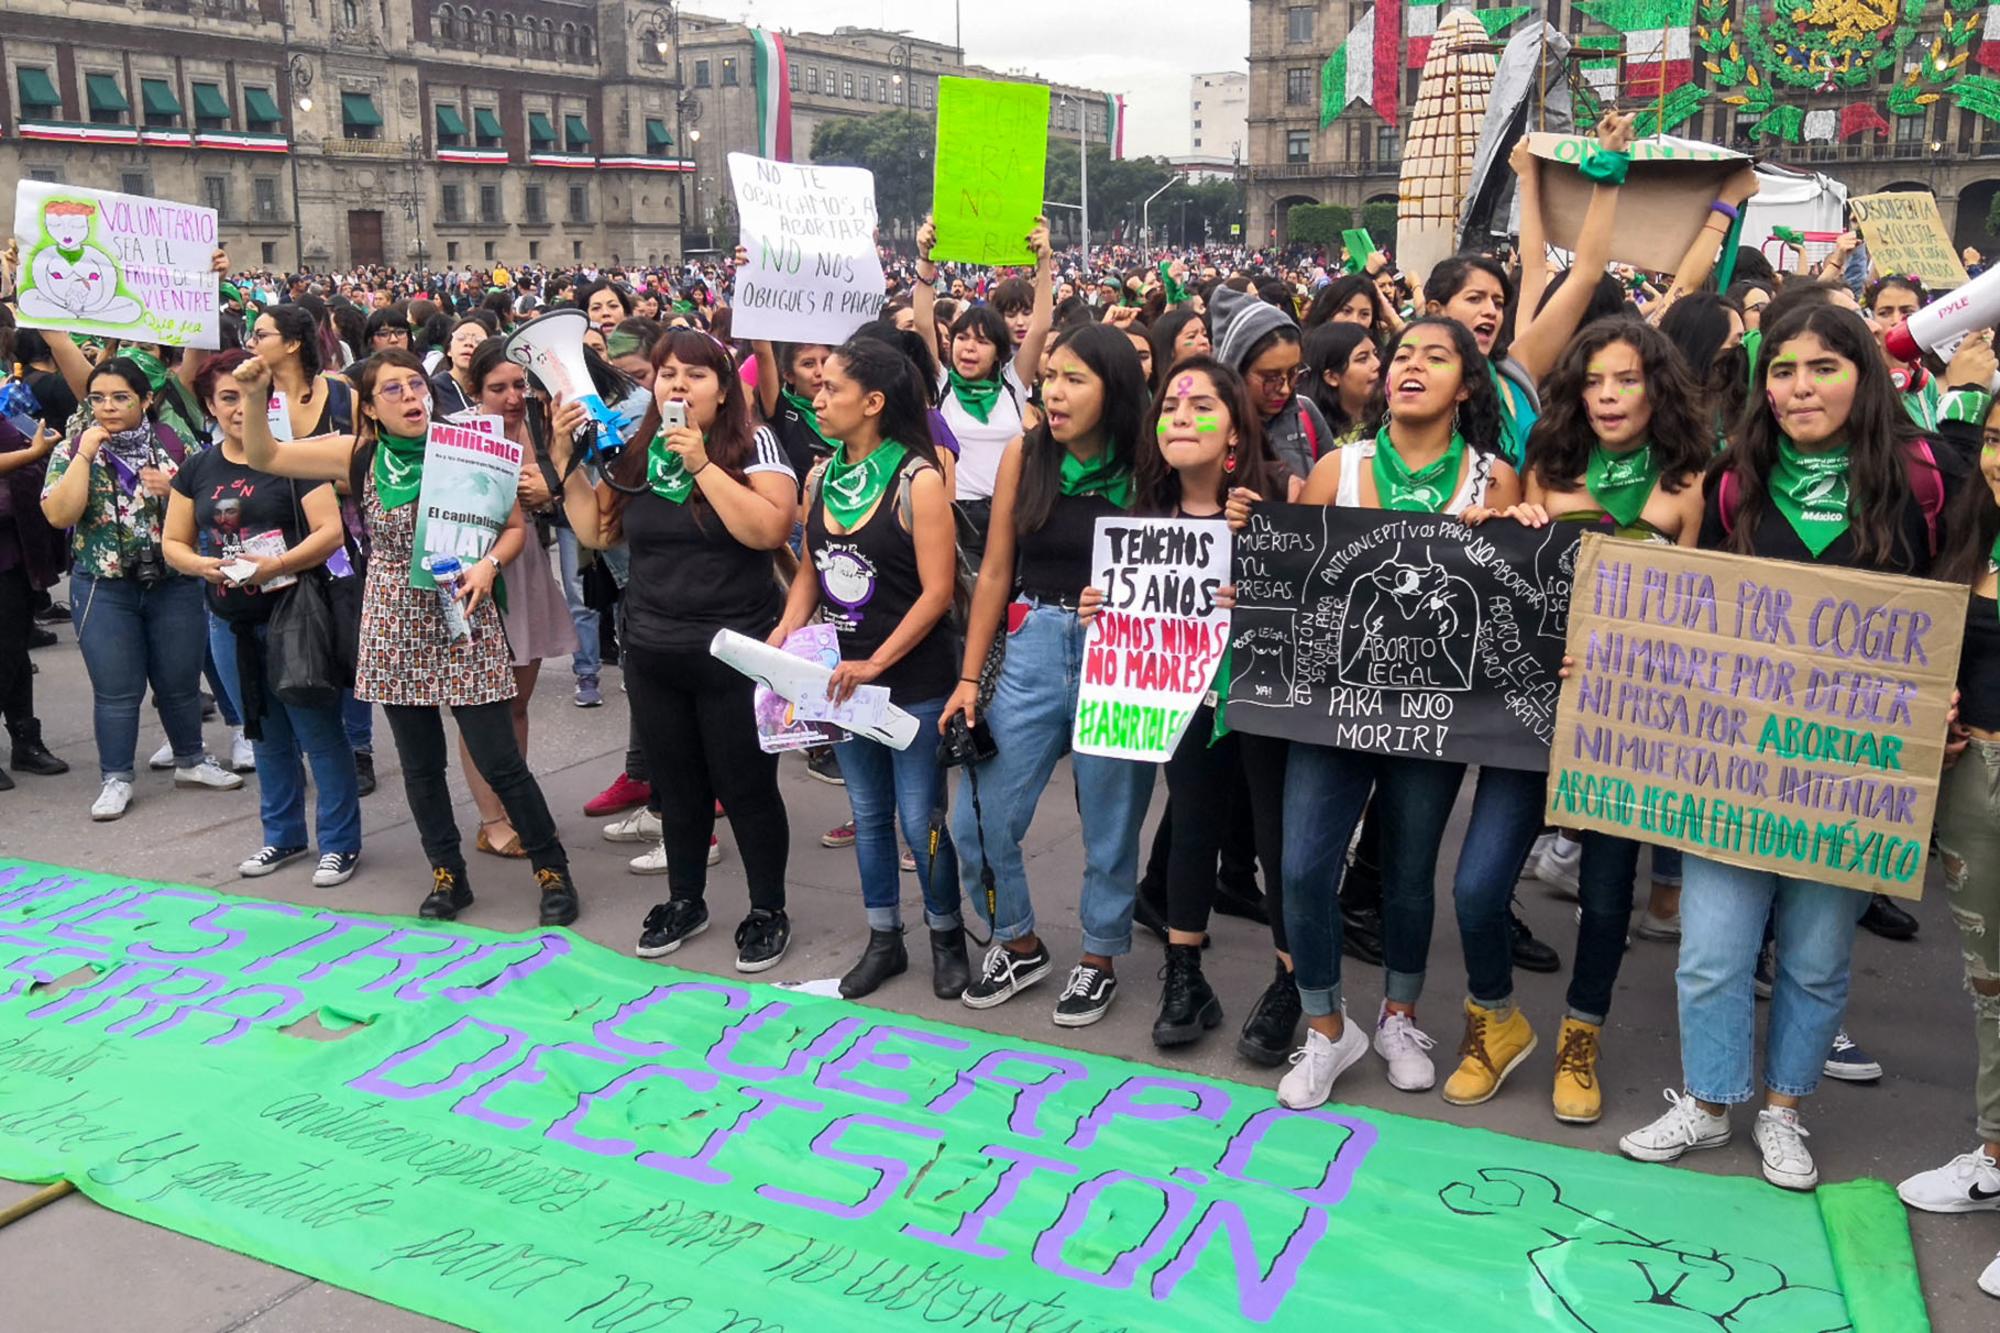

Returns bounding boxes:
[502,308,630,473]
[1884,263,2000,374]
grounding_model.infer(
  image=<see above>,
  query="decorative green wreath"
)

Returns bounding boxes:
[1738,0,1926,91]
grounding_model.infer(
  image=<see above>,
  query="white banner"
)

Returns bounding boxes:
[13,181,219,349]
[727,153,884,345]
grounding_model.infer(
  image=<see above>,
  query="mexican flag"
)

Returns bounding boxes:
[750,27,792,161]
[1980,5,2000,73]
[1577,0,1695,100]
[1321,0,1404,128]
[1106,93,1125,159]
[1406,0,1444,70]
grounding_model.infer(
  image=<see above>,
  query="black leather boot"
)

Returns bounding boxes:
[1510,899,1561,973]
[1152,943,1223,1048]
[419,866,473,920]
[536,867,580,927]
[7,721,66,777]
[840,928,908,999]
[1236,957,1303,1065]
[929,926,970,999]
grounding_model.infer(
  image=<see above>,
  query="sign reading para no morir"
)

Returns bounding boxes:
[1548,535,1966,899]
[1073,516,1231,761]
[727,153,885,346]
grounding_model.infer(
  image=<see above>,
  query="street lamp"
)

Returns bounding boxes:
[889,42,909,108]
[285,53,313,270]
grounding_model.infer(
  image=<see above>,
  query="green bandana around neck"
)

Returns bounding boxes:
[947,368,1001,424]
[372,429,426,510]
[646,431,695,503]
[1585,441,1660,528]
[822,441,909,529]
[781,386,836,454]
[1059,449,1133,509]
[1371,426,1467,513]
[1769,436,1852,557]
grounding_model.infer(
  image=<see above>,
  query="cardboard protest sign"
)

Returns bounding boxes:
[1849,191,1969,289]
[1523,133,1746,274]
[1225,504,1578,771]
[931,76,1050,266]
[12,180,219,349]
[1547,535,1966,899]
[728,153,885,344]
[1074,516,1232,761]
[409,419,523,591]
[0,858,1912,1331]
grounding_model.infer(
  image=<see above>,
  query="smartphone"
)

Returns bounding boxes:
[660,400,688,432]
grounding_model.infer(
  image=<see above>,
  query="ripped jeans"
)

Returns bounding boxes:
[1936,739,2000,1141]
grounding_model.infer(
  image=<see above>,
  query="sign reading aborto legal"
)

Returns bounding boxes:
[1074,516,1232,761]
[1547,535,1966,900]
[727,153,886,344]
[12,180,220,349]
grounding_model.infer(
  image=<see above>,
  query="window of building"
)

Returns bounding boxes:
[922,83,933,109]
[563,113,590,153]
[342,0,358,27]
[441,183,465,221]
[201,176,228,218]
[1376,125,1399,162]
[192,82,231,130]
[254,176,278,218]
[484,241,496,260]
[694,59,710,87]
[28,168,62,183]
[807,67,819,94]
[568,183,589,222]
[528,239,540,260]
[435,104,467,146]
[1893,113,1925,144]
[843,73,854,98]
[243,86,281,130]
[479,182,501,222]
[1287,6,1315,42]
[789,64,799,92]
[341,91,383,140]
[473,106,502,147]
[722,58,737,86]
[16,67,62,118]
[645,117,671,155]
[1193,136,1202,148]
[877,77,887,101]
[261,241,277,264]
[447,240,461,261]
[1286,68,1312,104]
[860,77,872,103]
[140,78,184,128]
[1285,129,1310,163]
[524,183,545,222]
[527,111,556,150]
[86,73,130,125]
[825,68,836,97]
[121,171,148,196]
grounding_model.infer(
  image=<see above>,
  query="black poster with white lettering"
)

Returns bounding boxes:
[1225,504,1582,771]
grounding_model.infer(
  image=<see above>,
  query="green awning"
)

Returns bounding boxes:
[243,86,281,126]
[435,104,467,137]
[473,106,504,142]
[527,111,556,147]
[340,91,382,128]
[645,118,671,152]
[141,78,182,118]
[192,82,231,121]
[86,73,129,113]
[563,113,590,148]
[17,67,61,111]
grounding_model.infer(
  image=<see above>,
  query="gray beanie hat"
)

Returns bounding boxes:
[1210,284,1297,375]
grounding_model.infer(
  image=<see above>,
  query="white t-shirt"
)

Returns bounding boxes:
[934,361,1029,502]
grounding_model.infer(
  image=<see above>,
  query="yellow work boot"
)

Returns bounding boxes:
[1441,998,1536,1106]
[1551,1016,1604,1125]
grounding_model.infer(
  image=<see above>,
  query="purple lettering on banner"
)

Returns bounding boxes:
[1065,1074,1232,1151]
[127,899,302,965]
[637,1083,823,1186]
[431,932,575,1004]
[814,1024,972,1106]
[757,1113,945,1219]
[240,914,373,976]
[28,960,154,1027]
[1150,1197,1329,1322]
[707,1002,863,1082]
[1215,1106,1378,1209]
[1,943,110,1003]
[923,1048,1090,1139]
[0,870,83,914]
[45,889,147,947]
[346,1015,533,1100]
[99,965,229,1037]
[296,926,471,996]
[593,980,750,1060]
[451,1038,563,1132]
[547,1054,720,1157]
[1031,1170,1199,1289]
[185,981,303,1045]
[902,1143,1079,1260]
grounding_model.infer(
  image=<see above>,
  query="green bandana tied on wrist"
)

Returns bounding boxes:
[1059,450,1133,509]
[372,430,426,510]
[646,432,695,503]
[1578,145,1631,187]
[822,441,909,528]
[1159,260,1189,307]
[1585,442,1659,528]
[781,386,836,454]
[947,369,1002,424]
[1769,436,1852,557]
[1371,426,1466,512]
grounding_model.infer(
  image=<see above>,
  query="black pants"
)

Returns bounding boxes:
[382,700,567,876]
[1161,706,1238,935]
[1237,732,1290,955]
[624,641,788,911]
[0,566,34,730]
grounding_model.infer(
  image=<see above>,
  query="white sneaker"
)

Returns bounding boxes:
[1373,1003,1437,1091]
[1634,909,1682,942]
[174,758,245,790]
[1980,1250,2000,1298]
[1277,1013,1369,1111]
[148,739,175,770]
[91,778,134,821]
[1536,836,1582,899]
[1618,1089,1732,1163]
[708,836,722,867]
[228,728,256,773]
[603,807,663,843]
[1523,831,1555,877]
[630,840,668,875]
[1753,1106,1818,1190]
[1898,1148,2000,1214]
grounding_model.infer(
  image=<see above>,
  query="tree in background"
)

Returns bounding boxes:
[810,112,934,237]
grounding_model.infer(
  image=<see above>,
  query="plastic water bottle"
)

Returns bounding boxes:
[426,555,470,643]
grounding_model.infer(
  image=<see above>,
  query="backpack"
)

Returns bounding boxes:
[1718,438,1946,557]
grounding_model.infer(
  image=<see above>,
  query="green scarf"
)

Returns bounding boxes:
[1059,449,1133,509]
[122,347,171,393]
[822,441,909,528]
[1769,436,1852,557]
[781,386,836,454]
[1159,260,1189,307]
[1585,441,1660,528]
[947,369,1001,424]
[1488,364,1530,468]
[372,429,426,510]
[1371,426,1466,512]
[646,432,695,503]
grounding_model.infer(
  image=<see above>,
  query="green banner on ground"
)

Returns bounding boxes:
[0,861,1919,1331]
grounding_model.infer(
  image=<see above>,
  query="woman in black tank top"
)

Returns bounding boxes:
[770,338,966,1002]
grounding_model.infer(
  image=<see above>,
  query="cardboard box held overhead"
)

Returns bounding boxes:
[1524,133,1747,274]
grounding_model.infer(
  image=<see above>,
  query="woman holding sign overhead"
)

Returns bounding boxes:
[1617,302,1958,1192]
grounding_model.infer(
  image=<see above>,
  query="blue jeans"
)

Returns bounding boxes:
[1283,746,1465,1016]
[1677,855,1861,1104]
[207,615,362,854]
[72,572,207,781]
[950,603,1154,957]
[839,696,961,932]
[556,527,600,680]
[204,626,240,728]
[1451,766,1546,1007]
[341,692,373,755]
[1569,832,1643,1023]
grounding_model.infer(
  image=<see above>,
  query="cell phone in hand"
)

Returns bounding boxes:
[660,400,689,432]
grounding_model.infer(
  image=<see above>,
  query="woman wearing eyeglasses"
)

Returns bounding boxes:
[1211,284,1329,491]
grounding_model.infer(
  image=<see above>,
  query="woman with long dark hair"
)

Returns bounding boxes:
[1300,323,1380,446]
[429,314,494,420]
[940,323,1153,1026]
[1659,292,1748,448]
[1148,309,1211,395]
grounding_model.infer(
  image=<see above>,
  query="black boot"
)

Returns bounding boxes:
[1133,876,1171,946]
[419,866,473,920]
[9,721,69,777]
[354,750,377,798]
[929,926,970,999]
[1510,898,1561,973]
[1859,894,1918,942]
[1152,943,1223,1047]
[1236,957,1303,1066]
[1340,900,1385,966]
[840,928,908,999]
[536,867,581,927]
